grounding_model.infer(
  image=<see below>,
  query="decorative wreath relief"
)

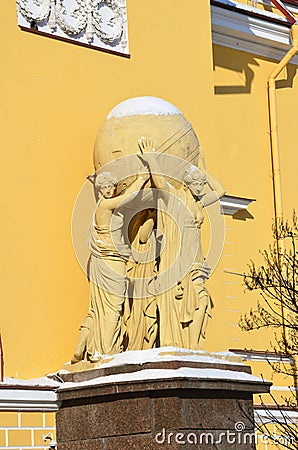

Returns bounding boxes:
[17,0,51,23]
[92,0,123,44]
[16,0,128,52]
[55,0,88,36]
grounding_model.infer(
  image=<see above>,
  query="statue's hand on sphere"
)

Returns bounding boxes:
[137,136,158,170]
[138,136,155,155]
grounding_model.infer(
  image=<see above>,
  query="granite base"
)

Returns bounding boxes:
[56,350,271,449]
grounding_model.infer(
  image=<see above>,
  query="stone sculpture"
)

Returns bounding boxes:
[72,169,149,362]
[72,97,225,363]
[137,139,225,350]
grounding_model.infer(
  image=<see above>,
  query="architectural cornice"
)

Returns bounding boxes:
[211,0,298,64]
[255,405,298,423]
[0,378,60,411]
[229,348,295,364]
[0,387,59,411]
[220,195,255,216]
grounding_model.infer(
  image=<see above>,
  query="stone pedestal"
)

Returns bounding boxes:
[56,349,271,449]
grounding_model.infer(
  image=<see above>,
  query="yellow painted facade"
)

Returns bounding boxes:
[1,0,216,378]
[1,0,297,447]
[0,411,55,449]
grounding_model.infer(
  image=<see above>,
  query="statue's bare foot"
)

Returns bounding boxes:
[71,344,85,364]
[71,354,82,364]
[71,328,89,363]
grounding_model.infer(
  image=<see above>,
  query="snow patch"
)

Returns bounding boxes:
[61,347,244,374]
[106,96,182,119]
[59,367,267,391]
[0,376,60,388]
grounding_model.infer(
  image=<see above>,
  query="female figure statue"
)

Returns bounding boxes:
[138,138,225,349]
[72,169,149,362]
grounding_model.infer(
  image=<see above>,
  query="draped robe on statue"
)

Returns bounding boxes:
[157,184,213,349]
[125,224,158,350]
[81,202,129,359]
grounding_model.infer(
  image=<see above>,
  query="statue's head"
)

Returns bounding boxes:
[184,166,207,197]
[95,171,118,198]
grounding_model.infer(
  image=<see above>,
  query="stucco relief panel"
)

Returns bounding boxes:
[16,0,129,54]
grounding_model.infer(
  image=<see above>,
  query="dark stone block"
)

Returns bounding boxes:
[56,360,270,450]
[57,439,104,449]
[58,395,150,441]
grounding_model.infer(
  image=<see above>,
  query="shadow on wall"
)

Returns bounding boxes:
[213,45,259,95]
[233,210,254,221]
[276,64,297,89]
[213,44,297,95]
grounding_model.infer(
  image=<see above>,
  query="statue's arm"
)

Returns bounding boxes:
[104,173,149,210]
[137,137,169,191]
[138,216,155,244]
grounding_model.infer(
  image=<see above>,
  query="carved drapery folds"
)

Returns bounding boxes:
[16,0,129,54]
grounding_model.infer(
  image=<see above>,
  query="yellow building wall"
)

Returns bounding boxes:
[0,0,216,378]
[1,2,298,448]
[205,43,298,447]
[205,43,298,357]
[0,411,55,449]
[1,0,297,385]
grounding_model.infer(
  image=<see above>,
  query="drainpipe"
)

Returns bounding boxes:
[267,23,298,347]
[268,24,298,225]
